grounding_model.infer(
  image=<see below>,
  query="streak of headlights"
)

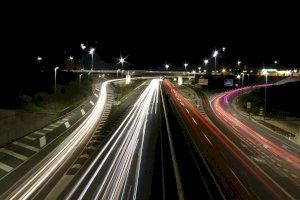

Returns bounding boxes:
[7,79,119,200]
[66,79,160,199]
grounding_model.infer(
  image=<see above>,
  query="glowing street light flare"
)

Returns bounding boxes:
[89,48,95,54]
[165,64,170,71]
[184,62,188,71]
[69,56,74,60]
[212,51,218,72]
[222,47,226,51]
[80,43,86,50]
[213,50,218,58]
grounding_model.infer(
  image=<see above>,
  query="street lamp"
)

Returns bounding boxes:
[241,72,245,86]
[37,56,42,61]
[237,74,241,86]
[80,43,86,50]
[54,67,59,94]
[204,59,209,71]
[262,69,268,119]
[89,48,95,70]
[69,56,74,60]
[118,56,126,67]
[79,74,83,86]
[213,50,218,72]
[184,63,188,71]
[222,47,226,52]
[165,64,170,71]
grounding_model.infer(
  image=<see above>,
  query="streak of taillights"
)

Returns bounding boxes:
[163,80,294,199]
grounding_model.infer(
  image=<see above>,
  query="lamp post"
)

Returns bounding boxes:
[37,56,42,62]
[79,74,83,87]
[192,70,196,78]
[213,50,218,72]
[89,48,95,70]
[241,72,245,86]
[184,63,188,71]
[204,59,209,72]
[237,74,241,86]
[54,67,59,94]
[262,69,268,119]
[165,64,170,71]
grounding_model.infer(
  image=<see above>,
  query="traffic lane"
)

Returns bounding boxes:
[0,105,94,197]
[58,81,149,199]
[214,95,300,177]
[166,95,224,199]
[203,93,300,198]
[63,79,160,199]
[212,93,300,169]
[226,95,300,155]
[167,93,262,199]
[2,80,112,199]
[163,80,293,199]
[164,82,257,198]
[134,94,161,199]
[205,97,300,198]
[220,98,300,197]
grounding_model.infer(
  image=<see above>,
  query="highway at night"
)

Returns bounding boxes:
[62,79,161,199]
[0,75,299,199]
[207,84,300,199]
[3,5,300,199]
[163,79,298,199]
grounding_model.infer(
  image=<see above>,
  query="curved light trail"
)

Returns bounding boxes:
[66,79,160,199]
[209,84,300,198]
[5,79,118,199]
[163,80,295,199]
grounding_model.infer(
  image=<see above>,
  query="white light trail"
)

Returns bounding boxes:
[67,79,160,199]
[7,79,118,200]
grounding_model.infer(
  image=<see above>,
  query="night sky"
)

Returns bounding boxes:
[2,2,300,84]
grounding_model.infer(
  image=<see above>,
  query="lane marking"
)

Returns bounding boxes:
[90,100,95,105]
[203,134,213,146]
[24,136,36,141]
[49,124,60,128]
[94,93,99,98]
[43,128,53,131]
[0,162,13,172]
[81,109,86,115]
[283,168,289,173]
[290,174,298,179]
[0,148,27,161]
[192,117,198,125]
[13,141,40,152]
[34,131,46,136]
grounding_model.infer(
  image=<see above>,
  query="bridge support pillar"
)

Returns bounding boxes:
[125,75,131,85]
[178,76,183,86]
